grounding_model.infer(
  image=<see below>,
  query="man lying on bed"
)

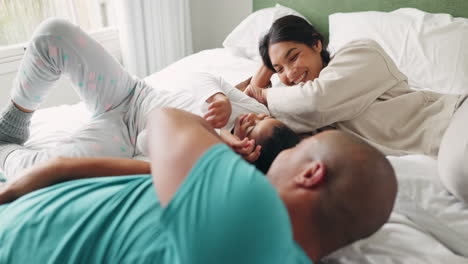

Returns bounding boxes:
[0,18,299,181]
[0,108,396,263]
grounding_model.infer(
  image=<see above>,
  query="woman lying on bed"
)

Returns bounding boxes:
[0,18,299,180]
[245,15,468,203]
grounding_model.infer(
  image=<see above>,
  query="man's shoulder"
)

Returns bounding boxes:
[160,144,299,263]
[173,143,276,210]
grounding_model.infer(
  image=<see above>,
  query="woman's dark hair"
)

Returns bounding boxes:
[259,15,330,72]
[253,125,301,174]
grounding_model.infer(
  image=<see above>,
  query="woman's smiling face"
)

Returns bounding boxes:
[269,40,324,86]
[233,113,285,143]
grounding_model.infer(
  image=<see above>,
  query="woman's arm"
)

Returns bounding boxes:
[249,41,406,133]
[235,65,274,92]
[0,157,150,204]
[235,76,252,92]
[251,64,275,88]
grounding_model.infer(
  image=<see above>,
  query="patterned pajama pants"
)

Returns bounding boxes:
[5,18,178,178]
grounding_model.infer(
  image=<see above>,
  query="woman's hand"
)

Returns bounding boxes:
[251,64,274,88]
[245,64,273,105]
[235,77,252,92]
[236,65,274,92]
[204,93,232,128]
[220,129,261,162]
[245,84,268,106]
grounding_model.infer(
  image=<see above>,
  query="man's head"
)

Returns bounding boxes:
[232,113,301,173]
[268,130,397,261]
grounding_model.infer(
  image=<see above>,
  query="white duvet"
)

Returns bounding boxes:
[8,48,468,263]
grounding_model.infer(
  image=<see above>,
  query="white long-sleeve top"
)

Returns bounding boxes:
[191,72,270,132]
[136,72,269,156]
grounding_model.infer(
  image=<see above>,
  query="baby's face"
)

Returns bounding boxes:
[233,113,284,143]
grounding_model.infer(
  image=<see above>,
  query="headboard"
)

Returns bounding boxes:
[253,0,468,40]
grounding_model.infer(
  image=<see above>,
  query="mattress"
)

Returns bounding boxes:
[5,48,468,263]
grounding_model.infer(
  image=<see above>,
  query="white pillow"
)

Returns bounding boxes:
[223,4,309,61]
[329,8,468,95]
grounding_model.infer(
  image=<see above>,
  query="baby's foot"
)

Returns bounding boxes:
[0,101,33,145]
[0,102,32,170]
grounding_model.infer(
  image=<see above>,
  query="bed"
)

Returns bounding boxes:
[3,0,468,263]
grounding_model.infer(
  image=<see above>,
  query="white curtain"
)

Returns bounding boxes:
[115,0,193,78]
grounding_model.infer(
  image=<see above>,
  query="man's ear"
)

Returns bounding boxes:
[294,160,326,188]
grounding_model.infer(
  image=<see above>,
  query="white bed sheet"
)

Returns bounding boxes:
[325,155,468,264]
[5,48,468,263]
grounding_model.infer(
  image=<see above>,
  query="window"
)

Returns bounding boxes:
[0,0,117,46]
[0,0,121,72]
[0,0,121,108]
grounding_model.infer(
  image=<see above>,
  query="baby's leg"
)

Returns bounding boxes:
[438,99,468,203]
[1,18,138,171]
[4,112,134,180]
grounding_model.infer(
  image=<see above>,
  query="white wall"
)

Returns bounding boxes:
[190,0,252,52]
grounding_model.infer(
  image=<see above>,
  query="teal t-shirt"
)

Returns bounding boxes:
[0,144,311,263]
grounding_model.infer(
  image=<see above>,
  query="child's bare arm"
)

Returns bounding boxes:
[0,157,150,205]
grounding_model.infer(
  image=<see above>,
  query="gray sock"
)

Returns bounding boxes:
[0,101,33,144]
[0,101,33,168]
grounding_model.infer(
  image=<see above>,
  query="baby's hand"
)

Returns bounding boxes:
[204,93,232,128]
